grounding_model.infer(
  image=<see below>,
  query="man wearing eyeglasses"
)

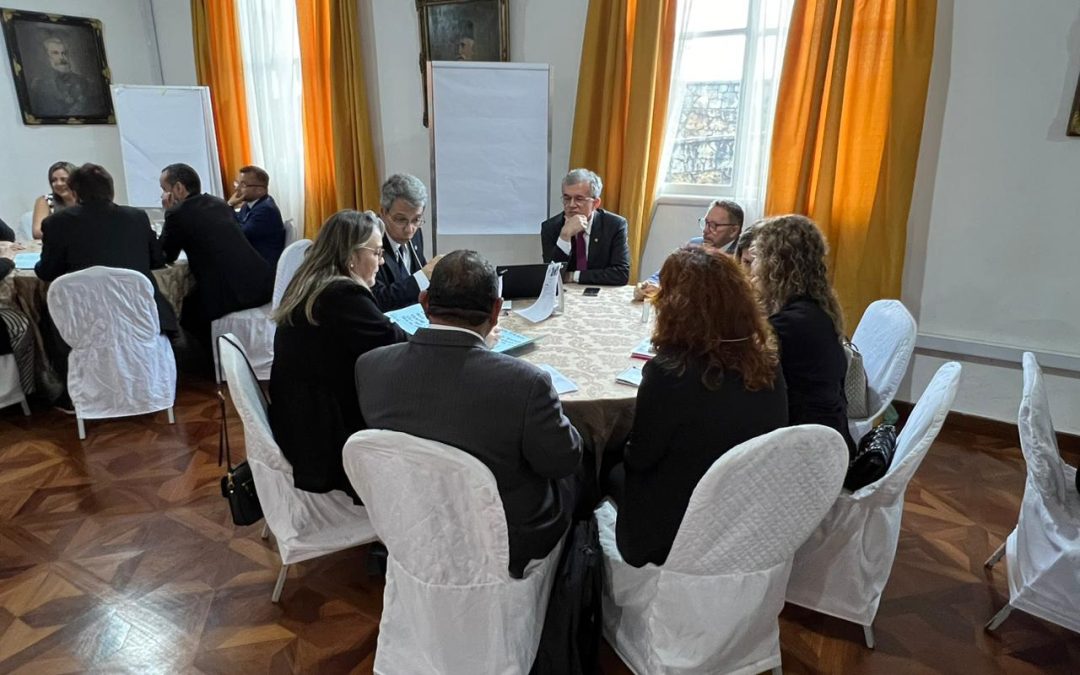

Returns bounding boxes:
[541,168,630,286]
[227,165,286,269]
[372,173,442,311]
[634,199,744,300]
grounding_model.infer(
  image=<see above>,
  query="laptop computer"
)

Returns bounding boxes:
[497,264,552,299]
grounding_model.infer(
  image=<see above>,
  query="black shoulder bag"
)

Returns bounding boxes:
[845,424,898,491]
[217,335,264,526]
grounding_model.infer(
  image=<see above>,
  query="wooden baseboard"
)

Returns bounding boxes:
[892,401,1080,458]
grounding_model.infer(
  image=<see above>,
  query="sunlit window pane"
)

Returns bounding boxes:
[686,0,750,33]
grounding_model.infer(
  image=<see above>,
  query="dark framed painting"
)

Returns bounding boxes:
[1,8,114,125]
[1069,72,1080,137]
[417,0,509,126]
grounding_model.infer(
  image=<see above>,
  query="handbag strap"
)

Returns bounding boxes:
[215,333,269,470]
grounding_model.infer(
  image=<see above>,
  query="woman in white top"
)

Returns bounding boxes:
[31,161,77,240]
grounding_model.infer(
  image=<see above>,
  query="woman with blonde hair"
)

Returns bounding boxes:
[751,214,855,454]
[269,210,407,501]
[612,247,788,567]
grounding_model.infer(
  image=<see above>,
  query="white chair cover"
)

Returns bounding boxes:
[283,218,299,248]
[211,238,309,381]
[598,425,848,675]
[17,211,33,242]
[786,361,962,628]
[1001,353,1080,633]
[0,353,29,414]
[47,266,176,420]
[342,429,562,675]
[849,299,917,440]
[218,334,376,566]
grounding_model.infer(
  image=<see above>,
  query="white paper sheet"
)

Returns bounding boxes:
[616,366,644,388]
[537,364,578,395]
[513,263,562,323]
[385,303,535,354]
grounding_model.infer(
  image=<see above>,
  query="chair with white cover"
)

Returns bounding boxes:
[46,266,177,439]
[0,354,30,415]
[786,361,962,648]
[984,352,1080,634]
[211,238,310,382]
[597,425,849,675]
[283,218,299,248]
[17,211,34,242]
[342,429,563,675]
[848,299,917,441]
[217,333,377,602]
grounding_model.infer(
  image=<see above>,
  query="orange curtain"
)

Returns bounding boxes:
[764,0,936,329]
[296,0,338,235]
[191,0,252,196]
[328,0,381,222]
[569,0,678,282]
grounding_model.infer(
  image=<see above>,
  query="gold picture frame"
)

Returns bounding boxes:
[416,0,509,126]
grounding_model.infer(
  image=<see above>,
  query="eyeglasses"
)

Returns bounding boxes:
[699,217,738,231]
[233,181,266,189]
[358,245,384,259]
[561,195,596,207]
[388,215,425,228]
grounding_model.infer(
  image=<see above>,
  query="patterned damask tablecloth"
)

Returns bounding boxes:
[500,283,654,461]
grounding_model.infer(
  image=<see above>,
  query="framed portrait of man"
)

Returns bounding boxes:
[416,0,509,126]
[1,8,115,125]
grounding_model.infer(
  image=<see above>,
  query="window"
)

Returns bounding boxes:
[660,0,792,206]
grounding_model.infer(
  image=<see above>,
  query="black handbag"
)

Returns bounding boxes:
[217,336,264,527]
[845,424,898,491]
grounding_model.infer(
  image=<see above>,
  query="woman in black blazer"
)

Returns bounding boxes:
[612,248,788,568]
[752,214,856,455]
[269,210,407,501]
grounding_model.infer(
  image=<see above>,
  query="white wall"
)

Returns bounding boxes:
[0,0,195,223]
[898,0,1080,433]
[361,0,587,263]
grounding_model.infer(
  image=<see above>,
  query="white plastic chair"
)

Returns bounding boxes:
[211,238,310,382]
[597,425,849,675]
[343,429,563,675]
[217,333,377,603]
[984,353,1080,634]
[0,354,30,415]
[849,299,917,441]
[786,361,962,648]
[47,267,176,439]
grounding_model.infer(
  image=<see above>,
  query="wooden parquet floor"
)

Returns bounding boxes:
[1,375,1077,674]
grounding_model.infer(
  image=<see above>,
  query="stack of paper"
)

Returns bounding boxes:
[385,303,535,354]
[616,365,644,387]
[630,337,656,361]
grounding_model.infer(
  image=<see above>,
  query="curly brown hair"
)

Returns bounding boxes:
[651,247,779,391]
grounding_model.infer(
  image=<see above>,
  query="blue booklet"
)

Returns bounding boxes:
[385,303,535,354]
[13,252,41,270]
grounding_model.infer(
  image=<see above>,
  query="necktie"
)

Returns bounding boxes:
[574,232,588,271]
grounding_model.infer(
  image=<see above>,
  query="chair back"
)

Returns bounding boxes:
[344,429,511,584]
[46,266,175,417]
[1018,352,1069,505]
[665,425,848,575]
[851,299,917,416]
[17,211,33,242]
[283,219,298,247]
[217,334,292,475]
[272,239,311,310]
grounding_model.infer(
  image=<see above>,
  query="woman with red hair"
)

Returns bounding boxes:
[612,247,788,568]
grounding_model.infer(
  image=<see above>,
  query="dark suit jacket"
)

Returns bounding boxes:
[770,297,856,455]
[614,356,788,567]
[356,327,583,574]
[371,229,427,311]
[236,195,286,269]
[270,280,407,499]
[160,193,273,321]
[540,208,630,286]
[0,217,13,242]
[35,202,177,334]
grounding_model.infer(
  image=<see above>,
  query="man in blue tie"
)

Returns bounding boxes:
[540,168,630,286]
[228,165,286,269]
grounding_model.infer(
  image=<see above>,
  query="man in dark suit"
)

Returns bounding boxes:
[371,173,441,310]
[227,165,286,269]
[540,168,630,286]
[356,250,583,577]
[35,163,177,335]
[159,163,273,365]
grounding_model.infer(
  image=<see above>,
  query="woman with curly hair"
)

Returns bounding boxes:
[612,247,788,567]
[751,214,856,455]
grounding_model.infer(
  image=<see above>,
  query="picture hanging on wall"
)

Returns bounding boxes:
[1069,72,1080,137]
[0,8,115,125]
[416,0,509,126]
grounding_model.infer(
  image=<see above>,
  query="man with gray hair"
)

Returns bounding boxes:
[541,168,630,286]
[356,250,583,577]
[372,173,442,310]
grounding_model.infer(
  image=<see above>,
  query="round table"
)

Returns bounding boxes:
[499,283,653,462]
